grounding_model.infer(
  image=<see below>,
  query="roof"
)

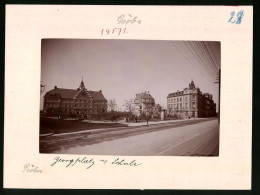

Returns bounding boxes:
[45,88,77,98]
[88,91,107,101]
[167,91,183,98]
[135,92,154,100]
[44,88,107,101]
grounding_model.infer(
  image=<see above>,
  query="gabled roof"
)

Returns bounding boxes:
[44,88,107,101]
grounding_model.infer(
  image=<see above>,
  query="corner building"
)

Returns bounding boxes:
[43,80,107,117]
[167,81,217,118]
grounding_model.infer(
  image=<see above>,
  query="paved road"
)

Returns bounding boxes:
[40,118,219,156]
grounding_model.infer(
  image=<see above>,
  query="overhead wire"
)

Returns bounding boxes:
[184,41,216,80]
[190,41,217,77]
[202,42,219,71]
[171,41,212,81]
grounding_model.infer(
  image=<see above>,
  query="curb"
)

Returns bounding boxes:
[41,118,214,138]
[40,132,55,137]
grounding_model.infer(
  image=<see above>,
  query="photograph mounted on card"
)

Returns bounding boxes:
[40,39,220,156]
[4,5,252,189]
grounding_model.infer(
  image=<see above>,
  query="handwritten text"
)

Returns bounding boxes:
[50,156,142,169]
[101,28,127,36]
[117,14,142,24]
[228,10,244,24]
[23,163,42,173]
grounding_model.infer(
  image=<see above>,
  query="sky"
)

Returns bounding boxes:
[41,39,220,111]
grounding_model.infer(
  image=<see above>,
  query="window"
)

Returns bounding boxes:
[180,97,182,102]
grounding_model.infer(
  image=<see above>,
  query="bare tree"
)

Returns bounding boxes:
[167,107,173,117]
[108,99,117,112]
[123,99,136,114]
[151,104,162,118]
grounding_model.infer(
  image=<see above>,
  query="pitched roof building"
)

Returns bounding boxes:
[167,81,216,118]
[133,91,155,116]
[43,79,107,117]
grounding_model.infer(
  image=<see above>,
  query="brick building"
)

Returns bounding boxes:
[43,79,107,117]
[167,81,217,118]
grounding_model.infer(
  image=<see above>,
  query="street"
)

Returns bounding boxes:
[40,118,219,156]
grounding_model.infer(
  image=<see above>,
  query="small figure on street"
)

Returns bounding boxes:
[146,115,150,125]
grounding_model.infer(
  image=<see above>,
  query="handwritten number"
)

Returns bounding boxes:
[228,11,235,23]
[228,10,244,24]
[106,29,110,35]
[112,28,117,33]
[236,10,244,24]
[101,28,128,36]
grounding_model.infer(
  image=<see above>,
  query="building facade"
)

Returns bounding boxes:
[43,80,107,117]
[134,91,155,116]
[133,91,164,119]
[167,81,217,118]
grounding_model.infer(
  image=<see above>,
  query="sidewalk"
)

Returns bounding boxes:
[121,118,207,127]
[82,120,118,124]
[40,118,208,137]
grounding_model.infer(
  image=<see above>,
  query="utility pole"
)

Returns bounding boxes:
[218,69,221,124]
[214,69,221,124]
[40,82,45,94]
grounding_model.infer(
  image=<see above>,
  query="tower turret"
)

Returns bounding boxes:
[79,77,86,90]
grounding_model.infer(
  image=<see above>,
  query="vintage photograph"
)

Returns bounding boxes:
[40,39,220,156]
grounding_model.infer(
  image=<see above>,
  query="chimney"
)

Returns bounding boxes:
[54,86,57,89]
[100,90,102,92]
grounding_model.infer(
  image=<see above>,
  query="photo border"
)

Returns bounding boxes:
[1,0,257,194]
